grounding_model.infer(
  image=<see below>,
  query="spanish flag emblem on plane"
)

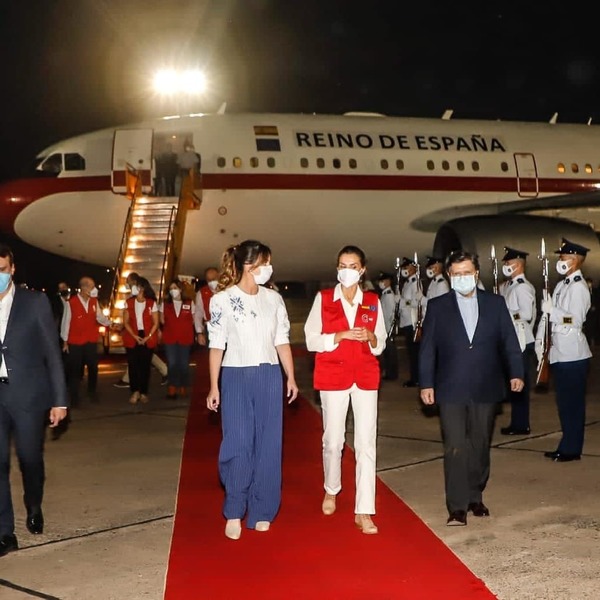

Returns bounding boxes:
[254,125,281,152]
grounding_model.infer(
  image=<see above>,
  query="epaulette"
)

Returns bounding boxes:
[516,277,525,284]
[574,275,582,282]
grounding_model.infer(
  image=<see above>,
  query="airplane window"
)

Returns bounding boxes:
[267,157,276,168]
[40,153,63,175]
[557,163,565,173]
[381,159,389,170]
[64,153,86,171]
[396,159,404,170]
[250,157,259,168]
[317,158,325,169]
[571,163,579,174]
[442,160,450,171]
[300,158,309,168]
[585,164,592,174]
[233,157,242,168]
[472,161,480,172]
[333,158,341,169]
[349,159,357,169]
[457,161,465,171]
[217,157,226,168]
[427,160,435,171]
[501,162,509,172]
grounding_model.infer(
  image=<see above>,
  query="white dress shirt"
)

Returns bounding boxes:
[304,284,386,356]
[61,294,111,341]
[208,285,290,367]
[0,283,15,377]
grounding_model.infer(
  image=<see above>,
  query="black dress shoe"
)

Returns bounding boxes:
[0,534,18,557]
[550,453,581,462]
[468,502,490,517]
[500,426,530,436]
[26,509,44,535]
[446,511,467,526]
[544,450,560,459]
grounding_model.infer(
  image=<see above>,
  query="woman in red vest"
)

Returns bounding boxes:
[160,280,204,399]
[305,245,387,534]
[122,277,159,404]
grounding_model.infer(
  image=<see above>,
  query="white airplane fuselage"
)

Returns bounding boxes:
[1,112,600,282]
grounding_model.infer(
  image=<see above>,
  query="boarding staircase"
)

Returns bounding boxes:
[105,166,202,350]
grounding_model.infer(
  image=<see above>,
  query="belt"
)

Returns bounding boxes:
[0,377,9,384]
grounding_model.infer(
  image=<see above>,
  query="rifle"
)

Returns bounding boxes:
[490,244,499,294]
[388,257,401,341]
[413,251,424,342]
[536,238,551,385]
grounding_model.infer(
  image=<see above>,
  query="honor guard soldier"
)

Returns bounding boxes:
[422,257,450,316]
[537,238,592,462]
[499,247,536,435]
[399,257,421,387]
[377,272,399,380]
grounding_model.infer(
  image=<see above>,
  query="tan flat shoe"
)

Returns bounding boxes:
[129,392,140,405]
[355,514,378,534]
[139,394,149,404]
[322,493,336,516]
[255,521,270,532]
[225,519,242,540]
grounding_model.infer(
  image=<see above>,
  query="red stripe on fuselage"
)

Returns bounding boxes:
[0,172,598,235]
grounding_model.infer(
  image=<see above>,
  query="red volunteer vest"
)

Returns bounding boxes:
[67,295,100,345]
[122,298,158,349]
[313,288,380,391]
[161,301,195,345]
[199,285,213,320]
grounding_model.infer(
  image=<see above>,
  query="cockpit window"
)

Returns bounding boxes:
[64,153,86,171]
[40,153,63,175]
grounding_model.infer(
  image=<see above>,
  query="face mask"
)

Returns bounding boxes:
[0,273,11,294]
[130,285,140,296]
[502,264,515,277]
[170,289,181,299]
[451,274,477,296]
[89,287,99,298]
[59,290,70,298]
[207,280,218,291]
[556,260,571,275]
[252,264,273,285]
[426,268,435,279]
[337,268,361,288]
[401,269,410,278]
[378,281,387,290]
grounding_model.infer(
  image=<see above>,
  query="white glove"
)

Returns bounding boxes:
[534,339,543,362]
[541,298,553,315]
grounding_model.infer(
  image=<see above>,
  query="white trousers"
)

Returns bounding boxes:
[320,384,378,514]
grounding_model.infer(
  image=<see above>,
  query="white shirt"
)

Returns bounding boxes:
[455,290,479,343]
[208,285,290,367]
[133,299,158,330]
[500,274,536,349]
[160,300,202,333]
[60,294,111,342]
[304,284,386,356]
[422,275,450,316]
[379,286,397,333]
[0,283,15,377]
[399,276,420,328]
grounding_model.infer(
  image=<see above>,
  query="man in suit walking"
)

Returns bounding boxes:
[0,245,68,556]
[419,251,524,526]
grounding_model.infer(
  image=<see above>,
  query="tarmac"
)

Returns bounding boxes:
[0,338,599,600]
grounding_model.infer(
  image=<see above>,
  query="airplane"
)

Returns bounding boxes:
[1,110,600,286]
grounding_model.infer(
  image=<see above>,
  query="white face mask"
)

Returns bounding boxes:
[401,268,410,278]
[426,268,435,279]
[207,280,218,291]
[337,268,362,288]
[130,285,140,296]
[502,264,515,278]
[89,287,99,298]
[556,259,572,275]
[451,274,477,296]
[169,289,181,299]
[252,264,273,285]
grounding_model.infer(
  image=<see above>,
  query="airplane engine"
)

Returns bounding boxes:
[432,215,600,288]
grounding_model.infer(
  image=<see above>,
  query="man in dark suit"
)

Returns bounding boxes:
[419,250,523,526]
[0,245,68,556]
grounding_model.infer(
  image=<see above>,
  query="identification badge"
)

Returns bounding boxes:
[563,316,573,325]
[513,313,520,321]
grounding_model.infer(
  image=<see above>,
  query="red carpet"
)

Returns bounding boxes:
[164,353,496,599]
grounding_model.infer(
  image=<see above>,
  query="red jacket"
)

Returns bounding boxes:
[199,285,213,320]
[122,298,158,349]
[161,301,195,345]
[313,289,380,391]
[67,296,99,345]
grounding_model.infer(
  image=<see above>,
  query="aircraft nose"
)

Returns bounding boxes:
[0,178,36,235]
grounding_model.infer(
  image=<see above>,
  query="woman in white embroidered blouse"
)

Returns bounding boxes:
[206,240,298,540]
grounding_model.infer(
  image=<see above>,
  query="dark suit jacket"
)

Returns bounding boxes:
[1,287,68,411]
[419,290,523,404]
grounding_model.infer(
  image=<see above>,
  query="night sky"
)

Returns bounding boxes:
[1,0,600,287]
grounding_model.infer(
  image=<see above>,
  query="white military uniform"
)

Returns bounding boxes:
[501,275,536,351]
[422,275,449,316]
[380,286,397,334]
[399,275,420,328]
[538,269,592,364]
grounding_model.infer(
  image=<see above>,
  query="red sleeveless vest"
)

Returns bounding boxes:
[161,301,194,345]
[67,295,99,345]
[122,298,158,349]
[313,289,380,391]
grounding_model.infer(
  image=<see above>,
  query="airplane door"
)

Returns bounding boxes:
[513,152,539,198]
[111,129,154,194]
